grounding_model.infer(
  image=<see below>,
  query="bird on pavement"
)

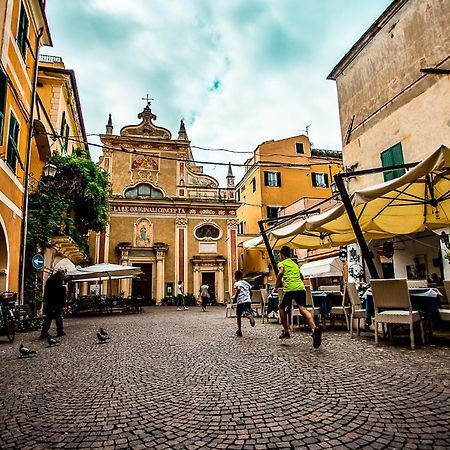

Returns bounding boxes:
[99,328,109,338]
[19,344,37,357]
[97,332,109,343]
[47,335,60,346]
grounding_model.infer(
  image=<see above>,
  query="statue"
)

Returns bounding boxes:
[140,225,147,241]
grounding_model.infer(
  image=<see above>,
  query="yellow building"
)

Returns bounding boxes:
[93,103,239,303]
[0,0,51,292]
[236,135,342,284]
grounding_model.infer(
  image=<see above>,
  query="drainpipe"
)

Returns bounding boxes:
[18,27,44,305]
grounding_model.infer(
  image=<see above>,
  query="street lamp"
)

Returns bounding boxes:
[43,162,57,178]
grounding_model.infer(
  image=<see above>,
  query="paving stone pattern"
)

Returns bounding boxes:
[0,307,449,449]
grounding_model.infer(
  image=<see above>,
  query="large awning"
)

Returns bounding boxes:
[300,256,344,278]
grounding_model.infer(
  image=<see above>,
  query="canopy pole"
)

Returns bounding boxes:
[258,220,278,276]
[334,174,379,279]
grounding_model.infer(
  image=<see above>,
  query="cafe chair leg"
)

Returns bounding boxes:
[419,319,425,345]
[374,319,379,346]
[350,314,354,338]
[409,319,415,350]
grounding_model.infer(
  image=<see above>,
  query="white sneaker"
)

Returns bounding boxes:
[184,307,189,310]
[176,307,181,311]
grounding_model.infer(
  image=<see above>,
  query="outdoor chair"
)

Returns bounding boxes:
[345,282,366,338]
[328,291,350,330]
[438,281,450,323]
[251,290,263,317]
[260,288,279,324]
[305,285,321,324]
[225,291,236,318]
[319,285,342,292]
[370,278,424,350]
[407,279,428,288]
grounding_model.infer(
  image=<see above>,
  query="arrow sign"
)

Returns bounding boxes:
[32,254,44,270]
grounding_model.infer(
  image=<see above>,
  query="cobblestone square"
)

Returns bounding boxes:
[0,307,449,449]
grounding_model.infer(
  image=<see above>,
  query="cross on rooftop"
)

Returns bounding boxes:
[142,94,154,107]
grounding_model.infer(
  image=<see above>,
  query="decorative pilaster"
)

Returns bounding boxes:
[154,243,169,304]
[227,219,239,295]
[193,264,201,301]
[217,264,225,303]
[175,218,188,284]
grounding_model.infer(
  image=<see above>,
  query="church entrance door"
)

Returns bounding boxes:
[132,263,152,303]
[201,272,215,301]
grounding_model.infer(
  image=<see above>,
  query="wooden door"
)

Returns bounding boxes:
[201,272,215,301]
[132,264,152,302]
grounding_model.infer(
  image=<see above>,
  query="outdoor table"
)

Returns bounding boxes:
[363,287,442,325]
[312,290,343,316]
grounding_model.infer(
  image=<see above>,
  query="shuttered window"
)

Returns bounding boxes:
[312,172,329,188]
[251,177,256,192]
[17,2,29,58]
[264,171,281,187]
[0,69,7,145]
[381,143,405,181]
[7,113,20,173]
[295,142,304,154]
[267,207,279,219]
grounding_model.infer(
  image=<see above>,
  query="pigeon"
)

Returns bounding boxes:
[97,332,109,343]
[99,328,109,338]
[47,335,60,346]
[19,344,37,357]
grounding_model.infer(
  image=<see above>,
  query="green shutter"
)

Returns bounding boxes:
[381,143,405,181]
[17,3,29,57]
[7,114,19,172]
[264,171,269,186]
[276,172,282,187]
[0,69,7,145]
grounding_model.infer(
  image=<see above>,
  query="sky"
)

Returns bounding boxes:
[43,0,392,185]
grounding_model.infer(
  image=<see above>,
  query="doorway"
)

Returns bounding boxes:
[132,263,152,302]
[201,272,215,301]
[0,221,7,292]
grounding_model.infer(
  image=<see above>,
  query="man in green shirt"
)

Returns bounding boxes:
[273,245,322,347]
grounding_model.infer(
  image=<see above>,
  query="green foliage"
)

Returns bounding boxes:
[27,152,111,252]
[311,148,343,159]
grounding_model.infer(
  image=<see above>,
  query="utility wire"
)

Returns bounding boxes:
[38,130,342,169]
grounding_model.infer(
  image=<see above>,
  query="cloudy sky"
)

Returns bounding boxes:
[44,0,392,185]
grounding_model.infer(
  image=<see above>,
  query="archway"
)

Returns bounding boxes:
[0,217,9,292]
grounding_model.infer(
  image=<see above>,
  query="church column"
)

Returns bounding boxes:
[119,247,131,297]
[175,218,188,284]
[193,264,200,302]
[154,243,168,304]
[227,219,239,295]
[217,264,224,303]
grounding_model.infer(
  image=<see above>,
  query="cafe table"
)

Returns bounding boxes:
[311,290,343,316]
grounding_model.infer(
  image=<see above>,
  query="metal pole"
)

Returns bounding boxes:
[258,220,278,276]
[334,173,379,279]
[18,28,44,305]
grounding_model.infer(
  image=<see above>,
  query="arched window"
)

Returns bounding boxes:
[194,223,221,240]
[124,183,164,199]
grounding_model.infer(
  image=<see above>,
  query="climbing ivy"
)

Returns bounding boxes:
[25,151,111,299]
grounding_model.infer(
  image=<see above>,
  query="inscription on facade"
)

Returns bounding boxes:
[111,204,236,216]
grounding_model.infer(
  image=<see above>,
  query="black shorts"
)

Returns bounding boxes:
[281,290,306,308]
[236,302,252,317]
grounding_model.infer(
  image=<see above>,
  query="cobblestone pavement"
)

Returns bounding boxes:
[0,307,449,450]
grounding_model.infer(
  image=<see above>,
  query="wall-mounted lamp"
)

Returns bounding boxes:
[43,163,57,178]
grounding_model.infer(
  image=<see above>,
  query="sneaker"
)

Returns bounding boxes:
[249,315,256,327]
[279,330,290,339]
[184,307,189,310]
[312,326,322,348]
[177,307,181,311]
[56,331,66,337]
[236,330,243,337]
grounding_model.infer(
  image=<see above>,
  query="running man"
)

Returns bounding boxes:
[273,245,322,347]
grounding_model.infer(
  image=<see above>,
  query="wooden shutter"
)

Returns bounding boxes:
[17,3,29,57]
[264,171,269,186]
[312,173,317,187]
[324,173,329,187]
[0,69,6,145]
[276,172,281,187]
[7,115,20,172]
[381,143,405,181]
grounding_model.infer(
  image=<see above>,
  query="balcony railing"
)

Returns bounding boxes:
[39,54,63,64]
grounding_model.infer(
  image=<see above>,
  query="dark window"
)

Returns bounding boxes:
[381,143,405,181]
[17,2,29,58]
[236,190,240,202]
[267,207,279,219]
[0,69,7,145]
[6,113,20,172]
[124,183,164,199]
[251,177,256,192]
[312,172,329,188]
[295,142,304,154]
[195,224,220,239]
[264,171,281,187]
[62,124,69,155]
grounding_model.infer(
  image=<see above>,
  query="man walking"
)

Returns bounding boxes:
[273,245,322,347]
[41,268,67,338]
[199,283,210,312]
[176,280,188,310]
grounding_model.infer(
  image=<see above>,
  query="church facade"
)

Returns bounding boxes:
[92,104,239,304]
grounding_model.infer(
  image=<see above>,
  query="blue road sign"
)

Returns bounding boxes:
[31,254,44,270]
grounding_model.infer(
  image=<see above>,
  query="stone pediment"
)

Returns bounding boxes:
[186,168,219,188]
[120,106,172,139]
